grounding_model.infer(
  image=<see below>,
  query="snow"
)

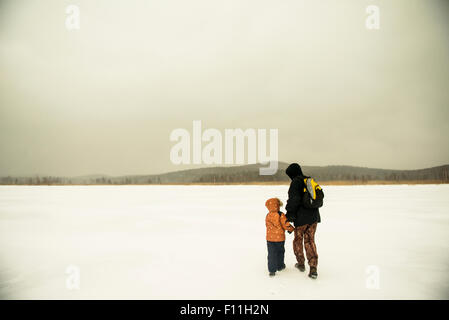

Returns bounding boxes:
[0,184,448,299]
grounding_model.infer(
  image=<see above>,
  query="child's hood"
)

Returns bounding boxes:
[265,198,282,213]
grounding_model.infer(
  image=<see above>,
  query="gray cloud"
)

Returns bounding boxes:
[0,0,448,176]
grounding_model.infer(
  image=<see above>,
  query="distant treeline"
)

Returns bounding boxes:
[1,162,448,185]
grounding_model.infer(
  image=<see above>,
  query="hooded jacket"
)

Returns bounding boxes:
[265,198,294,242]
[285,163,321,227]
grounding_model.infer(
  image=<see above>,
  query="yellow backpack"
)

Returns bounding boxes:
[302,178,324,208]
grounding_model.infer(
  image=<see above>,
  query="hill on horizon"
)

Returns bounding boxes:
[1,162,448,185]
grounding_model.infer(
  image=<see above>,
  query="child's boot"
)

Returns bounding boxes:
[269,272,276,277]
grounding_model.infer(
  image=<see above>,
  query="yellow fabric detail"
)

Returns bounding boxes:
[305,178,320,200]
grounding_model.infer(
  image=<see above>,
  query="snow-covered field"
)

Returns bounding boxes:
[0,185,448,299]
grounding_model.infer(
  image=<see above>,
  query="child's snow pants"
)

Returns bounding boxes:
[267,241,285,273]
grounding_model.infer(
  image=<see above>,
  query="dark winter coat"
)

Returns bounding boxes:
[285,164,321,227]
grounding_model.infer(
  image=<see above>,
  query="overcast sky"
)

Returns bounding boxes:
[0,0,448,176]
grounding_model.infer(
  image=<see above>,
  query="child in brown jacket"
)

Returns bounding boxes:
[265,198,294,276]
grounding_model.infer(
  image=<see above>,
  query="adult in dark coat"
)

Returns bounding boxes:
[285,163,320,279]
